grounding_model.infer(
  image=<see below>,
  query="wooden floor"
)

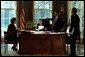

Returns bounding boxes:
[1,42,84,56]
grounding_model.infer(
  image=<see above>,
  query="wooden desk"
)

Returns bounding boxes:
[19,31,66,55]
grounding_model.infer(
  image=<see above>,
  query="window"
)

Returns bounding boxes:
[34,1,52,26]
[1,1,16,37]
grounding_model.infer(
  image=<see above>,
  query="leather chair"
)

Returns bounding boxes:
[4,31,18,54]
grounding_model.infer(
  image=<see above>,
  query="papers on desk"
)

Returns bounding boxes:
[33,31,47,34]
[30,30,35,33]
[66,26,74,35]
[49,32,65,34]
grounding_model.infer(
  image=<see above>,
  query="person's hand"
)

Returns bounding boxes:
[68,33,70,36]
[66,32,70,36]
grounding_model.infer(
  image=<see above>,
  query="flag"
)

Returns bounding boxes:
[19,1,26,30]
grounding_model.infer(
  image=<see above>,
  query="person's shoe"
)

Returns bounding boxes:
[11,46,15,49]
[11,46,17,51]
[13,48,17,51]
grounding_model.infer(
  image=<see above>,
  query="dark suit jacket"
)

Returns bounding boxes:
[69,13,80,36]
[53,14,64,32]
[7,23,17,41]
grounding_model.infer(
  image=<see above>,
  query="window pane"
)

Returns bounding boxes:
[1,1,14,8]
[4,10,9,18]
[40,10,45,18]
[4,19,10,26]
[1,10,4,18]
[1,19,5,27]
[39,1,45,9]
[34,1,39,9]
[9,10,16,18]
[34,10,41,19]
[45,1,50,9]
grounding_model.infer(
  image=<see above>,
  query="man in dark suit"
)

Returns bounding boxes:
[69,7,80,56]
[52,11,65,32]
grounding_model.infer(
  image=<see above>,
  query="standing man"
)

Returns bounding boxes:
[52,11,65,32]
[51,11,59,31]
[69,7,80,56]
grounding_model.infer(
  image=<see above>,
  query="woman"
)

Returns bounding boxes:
[36,19,45,31]
[7,17,18,51]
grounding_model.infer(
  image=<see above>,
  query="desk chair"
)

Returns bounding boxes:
[4,31,18,54]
